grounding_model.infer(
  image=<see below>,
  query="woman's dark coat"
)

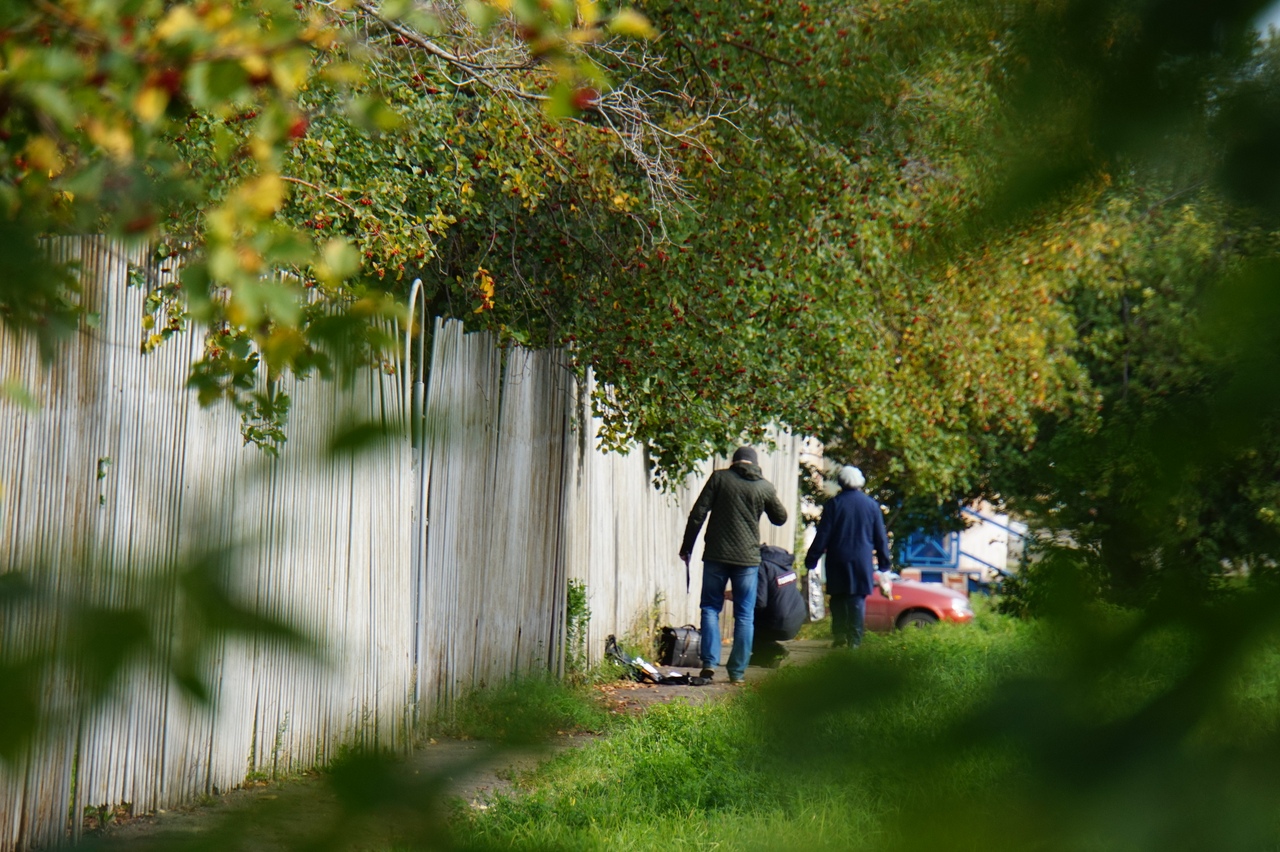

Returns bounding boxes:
[804,487,893,596]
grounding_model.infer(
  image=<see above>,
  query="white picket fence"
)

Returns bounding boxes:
[0,239,798,850]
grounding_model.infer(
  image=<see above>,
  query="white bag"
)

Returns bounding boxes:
[805,556,825,621]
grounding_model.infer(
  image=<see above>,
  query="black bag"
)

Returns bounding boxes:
[658,625,701,667]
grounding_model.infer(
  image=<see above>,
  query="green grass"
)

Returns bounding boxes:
[443,606,1280,852]
[452,699,885,851]
[435,676,612,745]
[451,612,1039,851]
[793,613,831,641]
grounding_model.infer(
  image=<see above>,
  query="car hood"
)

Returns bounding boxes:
[890,579,969,601]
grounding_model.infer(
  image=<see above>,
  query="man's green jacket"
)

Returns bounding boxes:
[680,461,788,566]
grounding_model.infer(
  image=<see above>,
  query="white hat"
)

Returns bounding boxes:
[836,465,865,489]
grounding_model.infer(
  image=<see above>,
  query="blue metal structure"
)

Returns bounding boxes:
[958,549,1011,577]
[899,530,960,569]
[960,506,1026,539]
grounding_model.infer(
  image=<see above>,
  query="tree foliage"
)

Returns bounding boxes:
[988,25,1280,606]
[9,0,1280,522]
[556,0,1101,490]
[0,0,1110,493]
[1,0,663,449]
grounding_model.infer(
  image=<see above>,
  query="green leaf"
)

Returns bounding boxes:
[463,0,500,32]
[188,60,250,108]
[380,0,413,20]
[346,96,404,133]
[0,381,39,413]
[212,125,239,163]
[23,84,76,128]
[316,238,361,285]
[405,8,443,33]
[607,9,657,39]
[543,81,576,119]
[264,228,314,265]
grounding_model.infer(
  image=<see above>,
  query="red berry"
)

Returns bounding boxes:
[571,87,599,111]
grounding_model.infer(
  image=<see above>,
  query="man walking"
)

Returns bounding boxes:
[679,447,789,684]
[804,465,892,648]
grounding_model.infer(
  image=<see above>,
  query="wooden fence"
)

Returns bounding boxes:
[0,239,415,850]
[0,239,798,850]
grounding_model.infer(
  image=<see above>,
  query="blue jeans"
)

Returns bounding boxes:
[699,561,758,680]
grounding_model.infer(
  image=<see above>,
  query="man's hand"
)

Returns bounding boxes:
[679,551,690,565]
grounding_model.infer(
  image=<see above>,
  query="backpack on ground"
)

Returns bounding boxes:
[658,625,701,667]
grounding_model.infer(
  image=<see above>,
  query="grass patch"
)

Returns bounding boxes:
[453,699,884,851]
[451,615,1042,851]
[447,608,1280,852]
[435,676,611,745]
[794,613,831,641]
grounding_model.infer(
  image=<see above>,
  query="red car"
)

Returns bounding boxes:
[865,572,974,631]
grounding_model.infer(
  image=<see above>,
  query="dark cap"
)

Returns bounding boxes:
[731,446,758,465]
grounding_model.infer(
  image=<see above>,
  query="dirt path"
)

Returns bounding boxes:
[84,640,831,850]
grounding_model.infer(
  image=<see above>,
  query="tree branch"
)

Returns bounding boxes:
[281,176,359,214]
